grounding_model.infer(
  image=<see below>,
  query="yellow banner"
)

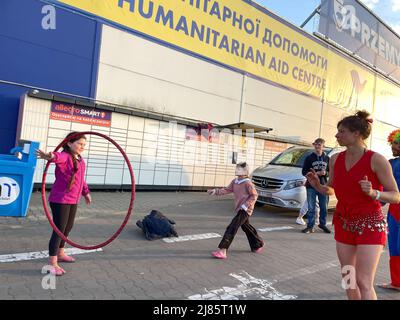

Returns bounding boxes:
[375,77,400,127]
[58,0,399,109]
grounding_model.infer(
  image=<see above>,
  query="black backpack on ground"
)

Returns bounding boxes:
[136,210,178,240]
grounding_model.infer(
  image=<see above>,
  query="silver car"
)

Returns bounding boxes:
[250,146,341,210]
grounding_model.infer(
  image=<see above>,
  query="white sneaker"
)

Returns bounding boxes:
[296,217,306,225]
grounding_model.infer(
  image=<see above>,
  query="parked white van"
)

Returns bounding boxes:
[250,146,342,210]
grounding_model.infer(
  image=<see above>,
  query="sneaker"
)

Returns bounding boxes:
[318,224,331,233]
[301,227,314,234]
[211,250,227,259]
[46,265,65,276]
[253,243,265,254]
[296,217,306,225]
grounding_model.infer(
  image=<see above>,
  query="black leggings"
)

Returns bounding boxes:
[48,203,78,256]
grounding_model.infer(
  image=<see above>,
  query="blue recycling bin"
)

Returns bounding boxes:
[0,140,39,217]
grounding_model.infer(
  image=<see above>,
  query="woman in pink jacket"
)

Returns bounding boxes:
[207,162,264,259]
[37,132,91,276]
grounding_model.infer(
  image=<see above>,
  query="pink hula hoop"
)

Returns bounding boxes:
[42,131,136,250]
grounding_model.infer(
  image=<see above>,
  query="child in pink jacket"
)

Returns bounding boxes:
[208,162,264,259]
[37,132,91,276]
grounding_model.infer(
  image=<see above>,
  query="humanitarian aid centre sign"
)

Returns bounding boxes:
[56,0,399,109]
[58,0,329,98]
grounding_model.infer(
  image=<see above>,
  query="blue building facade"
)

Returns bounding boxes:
[0,0,101,152]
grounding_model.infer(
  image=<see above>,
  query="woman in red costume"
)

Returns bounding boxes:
[306,111,400,300]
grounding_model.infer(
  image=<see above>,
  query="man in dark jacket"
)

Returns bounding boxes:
[301,138,330,234]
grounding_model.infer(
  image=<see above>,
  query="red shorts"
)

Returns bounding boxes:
[334,221,386,246]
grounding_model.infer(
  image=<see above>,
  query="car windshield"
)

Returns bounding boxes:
[270,147,332,167]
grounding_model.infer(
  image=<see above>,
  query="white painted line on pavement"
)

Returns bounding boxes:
[258,222,332,232]
[258,226,294,232]
[187,271,297,300]
[163,233,221,243]
[272,260,339,283]
[0,248,103,263]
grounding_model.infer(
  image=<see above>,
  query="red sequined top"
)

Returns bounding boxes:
[332,150,386,234]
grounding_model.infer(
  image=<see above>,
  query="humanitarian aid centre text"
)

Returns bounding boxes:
[116,0,329,90]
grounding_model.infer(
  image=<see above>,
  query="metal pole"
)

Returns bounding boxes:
[300,5,321,29]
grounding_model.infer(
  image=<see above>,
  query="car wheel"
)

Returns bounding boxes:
[255,201,264,207]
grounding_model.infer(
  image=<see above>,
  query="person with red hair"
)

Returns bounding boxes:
[379,129,400,291]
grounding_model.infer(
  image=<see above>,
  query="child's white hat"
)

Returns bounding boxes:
[235,162,249,176]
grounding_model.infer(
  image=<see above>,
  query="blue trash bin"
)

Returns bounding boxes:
[0,140,40,217]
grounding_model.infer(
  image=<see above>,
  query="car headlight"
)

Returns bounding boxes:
[284,179,305,190]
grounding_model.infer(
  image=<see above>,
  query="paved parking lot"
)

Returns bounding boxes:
[0,191,399,300]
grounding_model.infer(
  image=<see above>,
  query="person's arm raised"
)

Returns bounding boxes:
[306,153,338,196]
